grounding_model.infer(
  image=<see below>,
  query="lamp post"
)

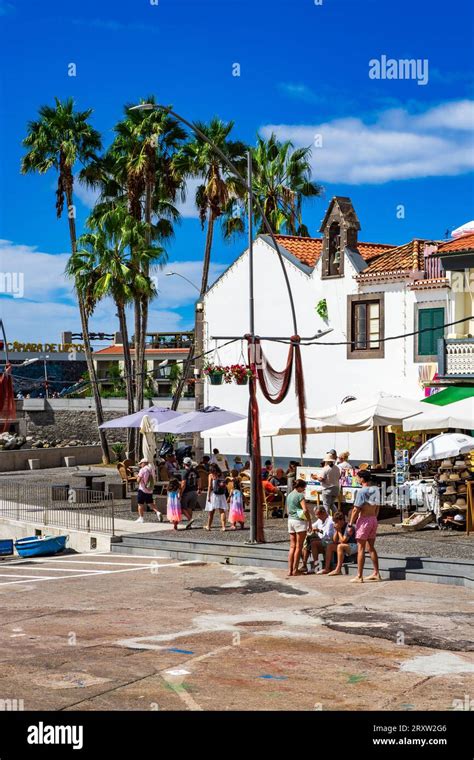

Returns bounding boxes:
[21,355,50,398]
[165,271,200,293]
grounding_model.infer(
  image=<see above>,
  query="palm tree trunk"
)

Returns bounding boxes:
[117,302,135,456]
[171,336,193,411]
[200,210,215,296]
[65,184,110,464]
[134,181,152,460]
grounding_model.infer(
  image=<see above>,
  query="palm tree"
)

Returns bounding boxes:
[171,120,247,432]
[109,98,186,420]
[250,133,323,236]
[21,98,110,463]
[174,118,248,296]
[69,207,159,453]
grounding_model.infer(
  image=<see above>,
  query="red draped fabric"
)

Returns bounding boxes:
[0,368,15,432]
[247,336,307,543]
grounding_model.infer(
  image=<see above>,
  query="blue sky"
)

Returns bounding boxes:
[0,0,473,343]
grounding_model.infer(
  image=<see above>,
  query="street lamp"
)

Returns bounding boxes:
[21,355,50,398]
[165,271,200,293]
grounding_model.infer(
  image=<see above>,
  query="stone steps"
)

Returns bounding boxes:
[111,534,474,588]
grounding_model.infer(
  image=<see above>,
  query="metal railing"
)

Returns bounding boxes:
[0,481,115,535]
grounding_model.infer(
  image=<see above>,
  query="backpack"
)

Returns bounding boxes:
[143,466,155,491]
[213,475,227,496]
[186,468,198,490]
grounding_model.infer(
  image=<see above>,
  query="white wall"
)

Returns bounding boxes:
[203,239,448,463]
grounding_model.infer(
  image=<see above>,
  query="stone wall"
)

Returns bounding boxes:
[22,409,126,446]
[14,398,196,448]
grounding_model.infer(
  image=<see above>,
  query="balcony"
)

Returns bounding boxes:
[438,338,474,379]
[145,331,193,350]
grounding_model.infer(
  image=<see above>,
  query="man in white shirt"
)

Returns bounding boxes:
[301,507,335,573]
[318,454,341,515]
[210,448,229,473]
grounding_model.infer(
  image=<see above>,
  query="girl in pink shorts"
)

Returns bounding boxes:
[355,515,378,541]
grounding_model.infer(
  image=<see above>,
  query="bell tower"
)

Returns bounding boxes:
[319,197,361,279]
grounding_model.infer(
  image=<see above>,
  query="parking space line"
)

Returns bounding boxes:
[0,573,56,579]
[0,566,106,573]
[0,560,195,587]
[5,558,158,568]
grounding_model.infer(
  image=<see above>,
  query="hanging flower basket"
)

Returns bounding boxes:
[209,371,225,386]
[203,363,232,385]
[230,364,255,385]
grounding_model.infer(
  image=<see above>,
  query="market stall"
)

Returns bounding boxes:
[403,433,474,533]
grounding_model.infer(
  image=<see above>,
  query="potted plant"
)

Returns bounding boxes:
[203,363,231,385]
[230,364,255,385]
[111,442,126,462]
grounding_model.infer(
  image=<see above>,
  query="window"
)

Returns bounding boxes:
[417,307,444,358]
[353,301,380,350]
[347,294,384,359]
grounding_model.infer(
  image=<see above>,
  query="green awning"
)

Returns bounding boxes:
[423,386,474,406]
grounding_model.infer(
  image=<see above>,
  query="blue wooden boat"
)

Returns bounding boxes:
[14,535,68,558]
[0,539,14,556]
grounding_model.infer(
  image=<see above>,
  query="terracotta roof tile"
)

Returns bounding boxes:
[357,240,426,276]
[272,234,395,268]
[436,233,474,255]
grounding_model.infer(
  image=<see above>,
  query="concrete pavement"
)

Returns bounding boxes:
[0,553,473,711]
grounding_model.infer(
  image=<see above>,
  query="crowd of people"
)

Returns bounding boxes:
[133,446,381,581]
[134,448,249,532]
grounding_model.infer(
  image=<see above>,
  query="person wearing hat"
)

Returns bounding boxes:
[233,456,244,473]
[317,453,341,515]
[337,451,352,471]
[179,457,200,529]
[136,458,158,523]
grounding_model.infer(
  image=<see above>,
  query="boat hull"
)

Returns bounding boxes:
[14,535,68,558]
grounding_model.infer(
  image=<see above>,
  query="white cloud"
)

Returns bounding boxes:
[152,260,226,308]
[277,83,322,104]
[74,179,100,210]
[175,176,201,219]
[261,99,474,184]
[0,240,70,301]
[0,240,215,341]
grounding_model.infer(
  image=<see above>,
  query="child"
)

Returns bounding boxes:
[228,478,245,530]
[166,478,182,530]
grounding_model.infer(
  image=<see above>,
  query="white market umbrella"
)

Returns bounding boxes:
[410,432,474,465]
[403,397,474,432]
[307,391,429,431]
[139,414,157,464]
[149,405,246,435]
[201,411,323,440]
[201,411,324,465]
[100,405,181,429]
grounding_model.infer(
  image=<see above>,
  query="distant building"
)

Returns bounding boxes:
[1,339,87,398]
[93,331,195,401]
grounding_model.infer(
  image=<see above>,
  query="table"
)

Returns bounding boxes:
[71,471,108,490]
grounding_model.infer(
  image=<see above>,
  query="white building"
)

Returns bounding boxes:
[202,196,454,463]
